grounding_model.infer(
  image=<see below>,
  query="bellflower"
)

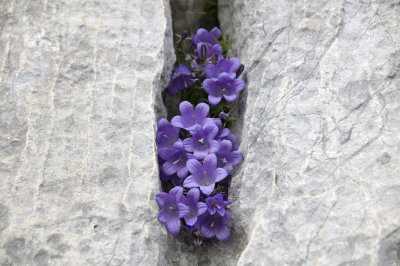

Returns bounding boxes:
[204,58,241,79]
[216,140,243,172]
[205,193,232,216]
[203,73,245,105]
[158,156,180,185]
[160,140,194,179]
[167,65,195,95]
[183,154,228,195]
[219,112,229,120]
[197,211,232,241]
[156,186,190,235]
[171,101,214,132]
[183,124,219,160]
[156,118,179,150]
[191,27,221,47]
[180,188,208,226]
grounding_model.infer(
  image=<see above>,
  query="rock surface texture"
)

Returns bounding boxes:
[217,0,400,265]
[0,0,174,265]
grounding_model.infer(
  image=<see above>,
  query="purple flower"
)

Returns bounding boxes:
[156,118,179,150]
[205,193,232,216]
[159,140,194,179]
[203,73,245,105]
[191,27,221,47]
[219,112,229,120]
[204,58,241,79]
[183,124,220,160]
[197,211,232,241]
[180,188,208,226]
[158,156,181,185]
[171,101,214,132]
[156,186,190,235]
[216,140,243,172]
[183,154,228,195]
[167,65,195,95]
[195,42,223,61]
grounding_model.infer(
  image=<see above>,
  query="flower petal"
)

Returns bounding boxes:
[202,79,216,94]
[223,93,237,102]
[209,140,220,154]
[200,225,215,238]
[162,161,179,176]
[184,216,198,226]
[195,103,210,119]
[215,168,228,182]
[156,192,167,206]
[216,226,231,241]
[183,175,198,188]
[177,167,188,179]
[177,203,190,217]
[204,154,217,169]
[197,202,208,215]
[158,210,167,223]
[179,101,194,116]
[171,115,184,128]
[200,183,215,195]
[186,159,202,175]
[165,217,181,235]
[208,95,222,105]
[187,188,200,202]
[183,138,194,152]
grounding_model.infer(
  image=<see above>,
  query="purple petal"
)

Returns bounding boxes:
[230,151,243,165]
[219,140,232,152]
[186,159,202,175]
[194,149,209,160]
[177,203,190,217]
[218,72,236,84]
[183,175,198,188]
[183,138,194,152]
[171,115,184,128]
[200,184,215,195]
[195,103,209,119]
[200,226,215,238]
[204,125,218,139]
[165,217,181,235]
[216,226,231,241]
[204,64,218,78]
[162,161,179,176]
[215,168,228,182]
[197,202,208,215]
[187,188,200,202]
[202,79,216,94]
[177,167,188,179]
[208,95,222,105]
[156,192,167,206]
[185,216,198,226]
[210,27,221,39]
[232,78,245,93]
[223,94,237,103]
[170,186,183,198]
[209,140,220,154]
[204,154,217,169]
[179,101,194,116]
[158,210,167,223]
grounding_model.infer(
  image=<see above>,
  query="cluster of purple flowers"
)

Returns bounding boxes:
[167,27,245,105]
[156,27,244,243]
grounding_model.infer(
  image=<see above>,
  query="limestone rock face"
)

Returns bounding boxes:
[0,0,174,265]
[218,0,400,265]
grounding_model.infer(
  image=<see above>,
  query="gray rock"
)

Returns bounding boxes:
[0,0,174,265]
[217,0,400,265]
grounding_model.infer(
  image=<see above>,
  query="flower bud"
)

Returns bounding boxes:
[199,43,208,62]
[181,31,188,40]
[236,64,245,77]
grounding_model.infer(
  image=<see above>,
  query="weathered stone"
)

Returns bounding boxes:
[0,0,174,265]
[217,0,400,265]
